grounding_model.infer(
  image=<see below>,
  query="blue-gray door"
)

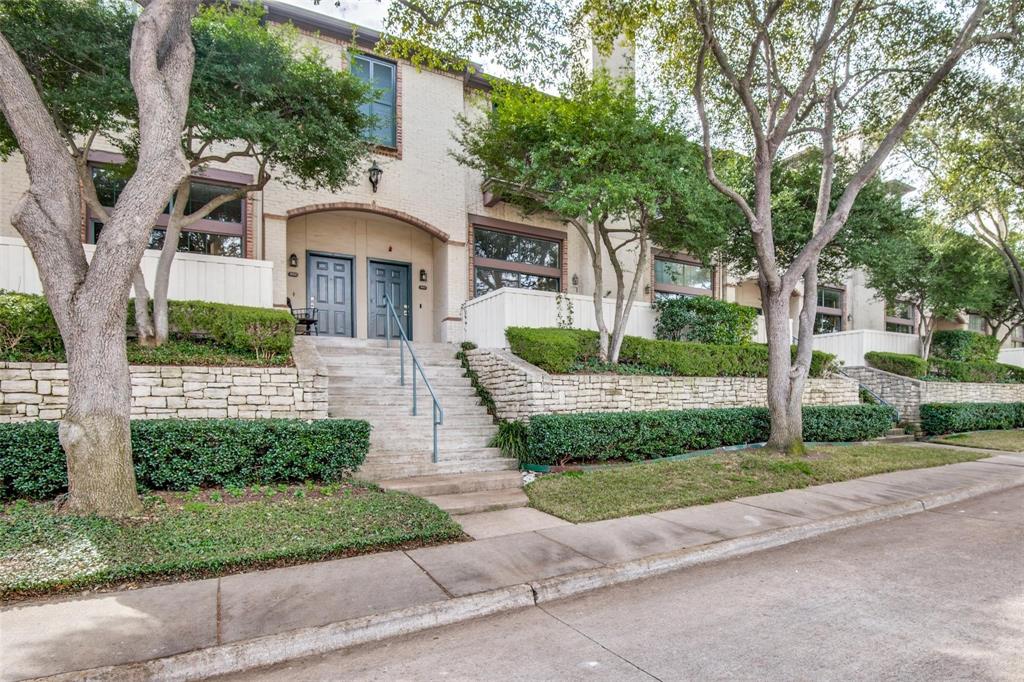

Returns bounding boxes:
[308,253,353,337]
[368,260,411,339]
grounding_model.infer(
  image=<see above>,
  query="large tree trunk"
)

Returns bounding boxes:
[133,268,156,345]
[61,308,140,515]
[763,283,804,453]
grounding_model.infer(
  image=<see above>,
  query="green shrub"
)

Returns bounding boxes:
[506,327,836,378]
[489,420,528,463]
[506,327,599,373]
[0,291,62,360]
[927,358,1024,384]
[0,418,370,501]
[167,300,294,360]
[524,404,895,465]
[653,297,758,345]
[919,402,1024,435]
[865,351,928,378]
[931,330,1000,362]
[0,293,295,362]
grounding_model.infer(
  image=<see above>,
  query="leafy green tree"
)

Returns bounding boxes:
[856,219,984,358]
[2,1,373,346]
[0,0,197,515]
[963,243,1024,343]
[379,0,1021,452]
[455,73,730,362]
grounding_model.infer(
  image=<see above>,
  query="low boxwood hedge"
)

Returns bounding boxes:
[524,404,896,465]
[864,351,927,378]
[919,402,1024,436]
[926,358,1024,384]
[0,291,295,362]
[931,330,1000,362]
[505,327,836,378]
[0,418,370,501]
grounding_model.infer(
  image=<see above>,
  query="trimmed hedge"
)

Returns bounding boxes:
[524,404,896,465]
[865,351,927,378]
[505,327,836,378]
[0,292,295,362]
[653,296,758,345]
[926,358,1024,384]
[920,402,1024,436]
[931,330,1000,363]
[0,418,370,501]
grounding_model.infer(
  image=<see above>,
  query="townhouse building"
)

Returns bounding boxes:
[0,0,1011,367]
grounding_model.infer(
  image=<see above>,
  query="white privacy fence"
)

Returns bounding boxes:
[0,236,274,308]
[462,288,774,348]
[998,347,1024,367]
[811,329,921,367]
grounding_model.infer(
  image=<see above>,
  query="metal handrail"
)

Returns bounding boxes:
[837,367,900,424]
[383,292,444,462]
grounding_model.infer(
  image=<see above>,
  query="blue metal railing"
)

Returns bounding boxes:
[837,367,900,424]
[383,292,444,462]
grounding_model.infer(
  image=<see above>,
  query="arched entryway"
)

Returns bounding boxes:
[284,204,449,342]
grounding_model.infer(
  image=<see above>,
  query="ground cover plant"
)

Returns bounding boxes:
[525,444,986,522]
[0,482,461,599]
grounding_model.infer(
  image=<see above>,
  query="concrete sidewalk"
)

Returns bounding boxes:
[4,453,1024,682]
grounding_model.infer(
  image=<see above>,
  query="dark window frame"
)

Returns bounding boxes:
[885,299,916,334]
[814,285,845,334]
[351,52,398,150]
[86,163,247,258]
[652,253,714,299]
[470,221,564,298]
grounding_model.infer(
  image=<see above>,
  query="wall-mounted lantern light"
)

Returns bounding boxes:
[571,273,580,287]
[368,160,383,193]
[419,268,428,282]
[288,253,298,268]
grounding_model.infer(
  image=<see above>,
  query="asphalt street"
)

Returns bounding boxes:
[221,486,1024,681]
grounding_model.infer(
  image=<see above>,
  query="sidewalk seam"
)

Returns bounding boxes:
[24,477,1024,682]
[402,550,456,600]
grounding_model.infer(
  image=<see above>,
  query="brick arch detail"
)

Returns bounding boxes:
[285,202,449,243]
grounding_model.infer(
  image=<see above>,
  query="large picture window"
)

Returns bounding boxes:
[652,256,713,300]
[885,300,915,334]
[351,54,397,148]
[967,313,987,333]
[472,225,561,297]
[87,165,245,258]
[814,286,844,333]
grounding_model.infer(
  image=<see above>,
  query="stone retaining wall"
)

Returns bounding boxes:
[845,366,1024,425]
[0,363,329,423]
[464,348,859,421]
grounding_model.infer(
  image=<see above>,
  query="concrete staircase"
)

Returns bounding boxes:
[313,337,526,514]
[878,427,917,444]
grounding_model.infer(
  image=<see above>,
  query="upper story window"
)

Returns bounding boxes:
[472,225,562,297]
[351,54,397,148]
[1013,325,1024,348]
[88,165,245,258]
[653,256,713,300]
[967,313,987,334]
[885,300,915,334]
[814,286,844,334]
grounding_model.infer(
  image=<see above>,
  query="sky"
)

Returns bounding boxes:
[282,0,390,30]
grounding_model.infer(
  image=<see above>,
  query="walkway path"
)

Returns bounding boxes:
[3,450,1023,681]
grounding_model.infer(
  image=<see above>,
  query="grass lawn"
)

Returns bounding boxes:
[526,444,987,523]
[933,429,1024,452]
[5,339,291,367]
[0,482,461,600]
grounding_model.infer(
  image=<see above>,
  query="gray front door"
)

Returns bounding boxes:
[308,253,353,337]
[368,260,412,339]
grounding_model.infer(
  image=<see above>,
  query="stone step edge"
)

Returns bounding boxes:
[36,472,1024,682]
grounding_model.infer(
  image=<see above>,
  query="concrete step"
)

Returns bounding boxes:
[315,345,457,358]
[312,338,455,350]
[877,434,917,444]
[365,446,506,462]
[371,434,497,452]
[358,458,517,480]
[376,471,522,497]
[327,374,473,388]
[330,404,489,419]
[329,383,478,397]
[325,358,464,370]
[426,488,529,515]
[365,414,495,428]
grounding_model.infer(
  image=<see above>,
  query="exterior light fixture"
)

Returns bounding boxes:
[571,274,579,287]
[288,253,298,268]
[419,268,428,282]
[368,160,383,192]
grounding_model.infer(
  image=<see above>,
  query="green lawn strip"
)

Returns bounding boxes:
[1,485,461,599]
[933,429,1024,452]
[525,444,987,523]
[6,339,290,367]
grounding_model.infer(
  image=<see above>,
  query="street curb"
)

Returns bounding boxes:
[31,474,1024,682]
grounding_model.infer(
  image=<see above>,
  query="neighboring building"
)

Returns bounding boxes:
[0,1,1014,358]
